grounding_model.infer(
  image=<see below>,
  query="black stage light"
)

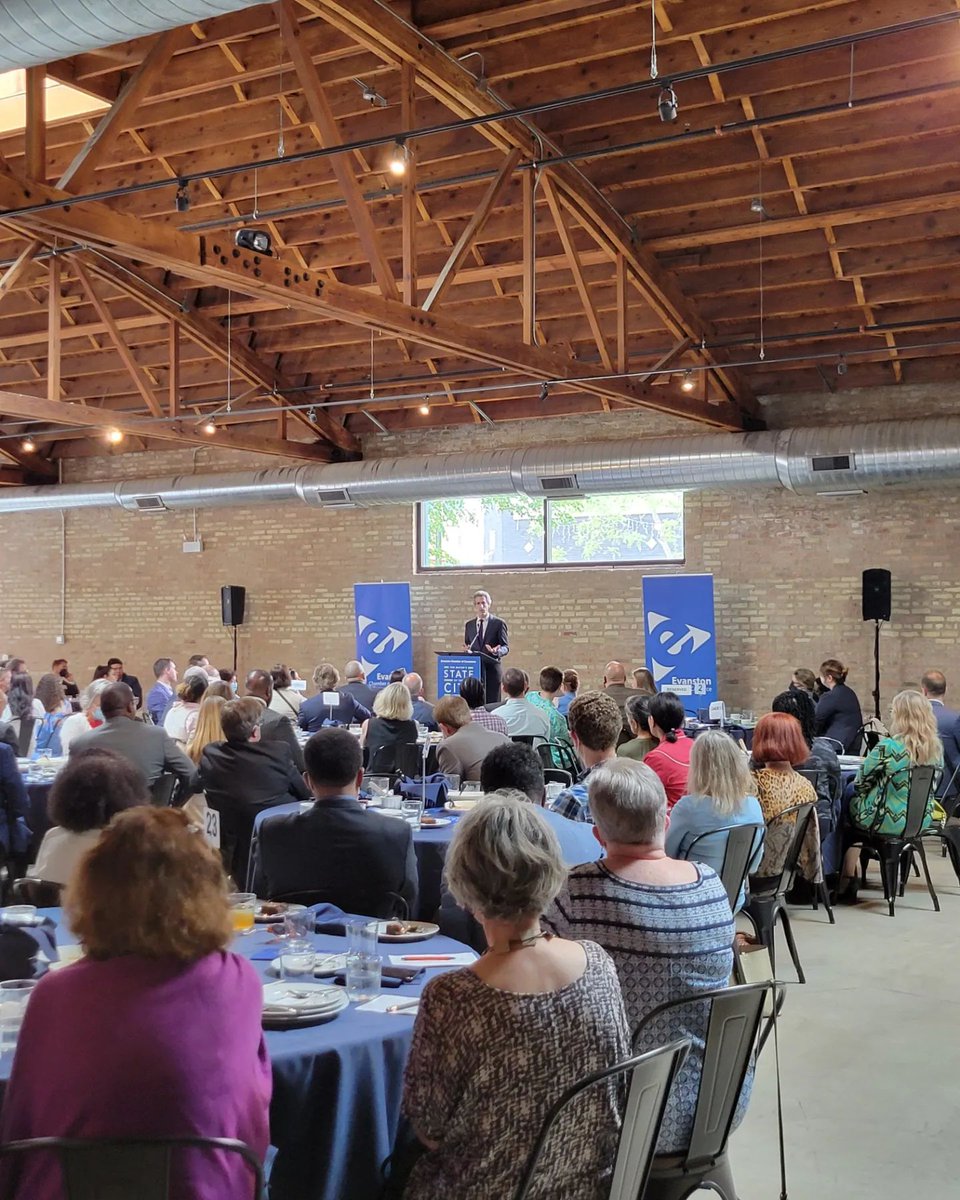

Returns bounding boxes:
[234,228,273,255]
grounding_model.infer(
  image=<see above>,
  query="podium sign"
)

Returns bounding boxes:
[437,653,482,697]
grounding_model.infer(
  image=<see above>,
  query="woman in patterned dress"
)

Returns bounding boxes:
[401,792,629,1200]
[750,712,821,885]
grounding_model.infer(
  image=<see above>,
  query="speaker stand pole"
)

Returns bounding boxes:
[232,624,238,677]
[872,618,882,720]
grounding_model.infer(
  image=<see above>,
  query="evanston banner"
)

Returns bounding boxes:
[353,583,412,691]
[641,574,718,709]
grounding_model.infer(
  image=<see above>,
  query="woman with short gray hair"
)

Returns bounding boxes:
[401,793,629,1200]
[544,757,749,1156]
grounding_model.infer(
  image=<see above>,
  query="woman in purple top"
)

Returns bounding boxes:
[0,806,271,1200]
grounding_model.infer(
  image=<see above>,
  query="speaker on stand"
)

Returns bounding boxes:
[862,569,891,719]
[221,585,246,675]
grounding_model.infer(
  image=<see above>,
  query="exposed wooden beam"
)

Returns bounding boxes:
[636,338,695,385]
[168,322,180,418]
[0,388,337,462]
[47,256,61,402]
[522,170,536,346]
[400,63,417,307]
[274,0,399,302]
[423,148,521,312]
[616,254,628,374]
[24,68,46,182]
[0,239,43,303]
[73,259,163,417]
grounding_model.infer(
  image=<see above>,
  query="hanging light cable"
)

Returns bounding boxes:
[757,160,765,361]
[650,0,659,79]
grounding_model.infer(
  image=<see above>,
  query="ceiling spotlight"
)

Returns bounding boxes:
[202,419,217,435]
[750,197,766,215]
[105,428,124,445]
[539,382,551,403]
[388,139,409,177]
[175,181,190,213]
[418,402,430,416]
[234,228,273,255]
[20,438,35,453]
[354,77,388,108]
[837,357,848,376]
[681,370,695,392]
[657,84,678,123]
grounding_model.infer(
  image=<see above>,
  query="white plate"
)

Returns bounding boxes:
[262,981,346,1013]
[265,952,347,978]
[375,920,440,943]
[418,817,451,828]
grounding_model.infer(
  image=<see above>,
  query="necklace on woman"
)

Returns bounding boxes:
[484,930,553,956]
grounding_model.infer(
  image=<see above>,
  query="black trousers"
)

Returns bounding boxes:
[480,657,502,704]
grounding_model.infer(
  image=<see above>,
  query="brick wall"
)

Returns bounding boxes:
[1,384,957,719]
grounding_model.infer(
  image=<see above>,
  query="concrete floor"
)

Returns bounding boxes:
[732,851,960,1199]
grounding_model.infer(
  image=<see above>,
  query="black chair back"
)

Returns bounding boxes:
[536,741,582,776]
[543,768,573,788]
[762,802,816,898]
[272,888,409,920]
[511,735,536,746]
[903,766,940,840]
[0,1135,263,1200]
[149,773,177,808]
[11,877,62,907]
[681,824,764,913]
[512,1039,690,1200]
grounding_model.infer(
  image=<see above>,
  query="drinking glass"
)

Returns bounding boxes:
[228,892,256,934]
[2,905,37,921]
[381,791,403,811]
[400,794,423,830]
[280,940,316,982]
[0,979,37,1053]
[442,774,461,796]
[462,781,482,794]
[346,919,379,958]
[345,953,381,1002]
[283,909,314,941]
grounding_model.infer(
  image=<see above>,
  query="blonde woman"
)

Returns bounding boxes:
[182,694,226,826]
[665,729,764,908]
[849,690,942,837]
[360,681,417,774]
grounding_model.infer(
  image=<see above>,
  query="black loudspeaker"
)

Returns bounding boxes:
[862,569,891,622]
[221,585,246,627]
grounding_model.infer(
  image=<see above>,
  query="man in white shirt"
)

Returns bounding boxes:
[498,667,550,742]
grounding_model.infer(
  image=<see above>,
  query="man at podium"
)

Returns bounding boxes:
[463,589,509,704]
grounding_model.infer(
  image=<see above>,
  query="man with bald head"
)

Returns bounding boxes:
[245,668,305,772]
[404,672,437,731]
[342,661,377,711]
[70,682,198,798]
[602,660,640,743]
[922,670,960,806]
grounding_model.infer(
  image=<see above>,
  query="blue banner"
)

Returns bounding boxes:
[354,582,412,691]
[437,653,482,697]
[642,574,717,708]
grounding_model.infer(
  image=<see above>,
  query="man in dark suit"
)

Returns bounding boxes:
[244,668,306,772]
[199,696,310,884]
[922,670,960,806]
[250,727,418,915]
[106,657,142,709]
[342,661,377,711]
[463,589,509,704]
[70,682,198,797]
[298,663,372,733]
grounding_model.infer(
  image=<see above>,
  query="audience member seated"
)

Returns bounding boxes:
[251,728,418,914]
[526,666,575,765]
[146,657,178,726]
[839,690,943,899]
[556,668,579,718]
[342,660,377,711]
[203,679,233,702]
[550,691,622,822]
[458,676,508,734]
[4,673,43,756]
[401,794,628,1200]
[51,658,80,703]
[70,683,198,798]
[404,673,438,731]
[750,712,820,885]
[0,740,31,867]
[544,758,744,1152]
[433,696,509,782]
[0,807,271,1200]
[182,694,227,826]
[601,660,640,742]
[921,669,960,806]
[298,663,372,733]
[644,691,694,808]
[497,667,550,741]
[790,667,818,697]
[200,697,309,882]
[268,663,303,722]
[543,758,748,1156]
[59,679,109,755]
[770,689,842,871]
[814,658,864,753]
[361,682,419,774]
[162,672,207,747]
[244,669,305,772]
[665,729,764,910]
[218,667,238,691]
[106,657,143,708]
[618,693,655,761]
[30,748,148,887]
[632,667,657,695]
[34,673,69,756]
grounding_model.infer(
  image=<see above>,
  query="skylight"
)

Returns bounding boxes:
[0,70,109,136]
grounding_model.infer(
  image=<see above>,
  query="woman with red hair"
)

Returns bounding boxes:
[750,712,820,884]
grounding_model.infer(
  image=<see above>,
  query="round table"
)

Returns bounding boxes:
[1,909,475,1200]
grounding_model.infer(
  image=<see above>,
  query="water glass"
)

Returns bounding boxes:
[346,919,378,958]
[228,892,256,934]
[442,774,461,795]
[462,781,482,794]
[280,940,316,983]
[345,953,381,1002]
[400,794,423,830]
[283,909,314,941]
[0,979,37,1052]
[381,791,403,811]
[2,905,37,922]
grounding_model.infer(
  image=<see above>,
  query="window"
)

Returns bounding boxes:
[418,492,684,570]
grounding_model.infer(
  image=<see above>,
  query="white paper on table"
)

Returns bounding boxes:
[355,994,421,1014]
[388,952,477,967]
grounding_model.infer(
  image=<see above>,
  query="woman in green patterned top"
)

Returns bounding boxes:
[849,690,942,836]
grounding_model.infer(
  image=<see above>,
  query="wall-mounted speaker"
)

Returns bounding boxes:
[862,569,891,622]
[221,585,246,627]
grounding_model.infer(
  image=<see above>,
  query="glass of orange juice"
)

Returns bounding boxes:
[229,892,256,934]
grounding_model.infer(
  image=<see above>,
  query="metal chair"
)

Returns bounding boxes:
[795,768,838,923]
[149,773,178,808]
[0,1135,264,1200]
[679,823,764,913]
[744,803,816,983]
[512,1039,690,1200]
[631,982,786,1200]
[543,768,573,788]
[11,877,62,907]
[536,740,582,776]
[511,735,536,746]
[854,765,941,917]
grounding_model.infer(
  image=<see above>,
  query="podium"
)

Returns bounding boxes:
[436,652,483,697]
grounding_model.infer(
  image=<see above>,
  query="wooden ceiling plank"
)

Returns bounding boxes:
[47,256,61,403]
[522,169,536,346]
[25,68,46,183]
[401,63,418,307]
[169,321,181,418]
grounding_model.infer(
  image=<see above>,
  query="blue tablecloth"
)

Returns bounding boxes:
[248,805,462,920]
[0,909,474,1200]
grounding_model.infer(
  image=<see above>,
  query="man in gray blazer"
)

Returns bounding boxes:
[70,682,199,799]
[244,668,305,772]
[922,670,960,805]
[435,695,510,782]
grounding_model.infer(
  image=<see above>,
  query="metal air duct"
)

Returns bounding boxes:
[0,417,956,515]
